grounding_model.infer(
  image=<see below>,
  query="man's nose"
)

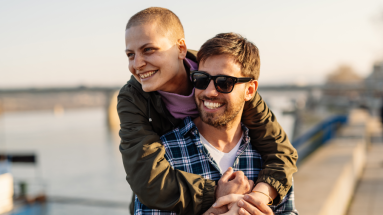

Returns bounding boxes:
[133,53,146,70]
[204,80,219,97]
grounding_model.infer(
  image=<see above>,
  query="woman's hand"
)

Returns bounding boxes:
[236,194,274,215]
[216,168,254,199]
[212,194,244,215]
[214,194,244,208]
[211,193,274,215]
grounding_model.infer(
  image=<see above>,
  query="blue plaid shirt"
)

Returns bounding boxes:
[135,117,298,215]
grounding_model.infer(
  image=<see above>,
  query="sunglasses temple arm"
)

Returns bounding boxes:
[237,78,253,83]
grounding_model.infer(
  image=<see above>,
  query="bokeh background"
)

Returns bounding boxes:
[2,0,383,87]
[1,0,383,214]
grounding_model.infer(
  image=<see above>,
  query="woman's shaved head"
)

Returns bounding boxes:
[126,7,185,42]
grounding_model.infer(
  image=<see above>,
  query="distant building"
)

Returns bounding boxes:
[326,65,363,85]
[365,61,383,96]
[322,65,364,109]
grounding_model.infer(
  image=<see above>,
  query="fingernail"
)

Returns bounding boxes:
[238,200,244,206]
[243,195,249,200]
[239,208,245,214]
[212,203,216,207]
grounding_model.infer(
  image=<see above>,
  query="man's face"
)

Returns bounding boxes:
[125,23,184,92]
[195,55,249,128]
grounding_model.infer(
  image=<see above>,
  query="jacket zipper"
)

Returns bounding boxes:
[158,96,175,128]
[130,83,175,128]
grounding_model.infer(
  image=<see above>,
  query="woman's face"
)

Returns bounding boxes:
[125,23,186,93]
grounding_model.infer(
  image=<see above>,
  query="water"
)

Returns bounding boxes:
[0,100,295,215]
[0,108,132,214]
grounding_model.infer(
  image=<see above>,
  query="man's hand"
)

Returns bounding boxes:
[216,167,254,199]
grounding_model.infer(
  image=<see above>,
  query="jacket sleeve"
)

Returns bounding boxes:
[117,84,216,215]
[242,91,298,204]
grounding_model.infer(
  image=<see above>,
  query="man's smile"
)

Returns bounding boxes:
[203,100,224,110]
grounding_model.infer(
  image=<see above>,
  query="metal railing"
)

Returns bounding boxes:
[292,115,348,164]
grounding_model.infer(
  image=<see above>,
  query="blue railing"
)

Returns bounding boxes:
[11,203,45,215]
[292,115,348,163]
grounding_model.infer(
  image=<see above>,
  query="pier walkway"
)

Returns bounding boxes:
[294,109,383,215]
[347,141,383,215]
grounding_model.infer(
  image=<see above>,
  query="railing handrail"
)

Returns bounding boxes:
[292,115,348,149]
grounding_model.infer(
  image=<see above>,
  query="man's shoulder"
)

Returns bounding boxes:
[160,117,196,142]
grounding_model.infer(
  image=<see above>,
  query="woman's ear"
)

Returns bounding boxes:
[177,38,187,59]
[245,80,258,101]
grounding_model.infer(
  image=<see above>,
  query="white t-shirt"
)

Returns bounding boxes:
[199,133,243,173]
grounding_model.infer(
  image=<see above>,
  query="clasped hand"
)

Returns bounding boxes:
[207,167,274,215]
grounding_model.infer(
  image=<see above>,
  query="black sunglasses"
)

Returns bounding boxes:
[190,71,252,93]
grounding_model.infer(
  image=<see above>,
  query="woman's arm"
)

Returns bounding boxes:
[242,91,298,204]
[117,82,215,215]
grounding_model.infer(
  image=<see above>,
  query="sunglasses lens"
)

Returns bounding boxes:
[216,77,234,93]
[193,73,210,89]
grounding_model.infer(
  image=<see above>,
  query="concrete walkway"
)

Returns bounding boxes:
[294,109,370,215]
[347,138,383,214]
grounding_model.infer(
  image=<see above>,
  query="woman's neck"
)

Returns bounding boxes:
[162,60,193,96]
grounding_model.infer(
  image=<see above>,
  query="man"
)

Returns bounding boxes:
[133,33,298,215]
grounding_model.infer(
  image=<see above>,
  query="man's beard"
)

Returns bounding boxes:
[196,95,245,129]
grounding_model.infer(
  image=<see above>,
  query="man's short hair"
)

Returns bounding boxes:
[126,7,185,42]
[197,33,260,80]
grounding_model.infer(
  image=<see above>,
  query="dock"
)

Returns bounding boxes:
[347,142,383,215]
[294,109,383,215]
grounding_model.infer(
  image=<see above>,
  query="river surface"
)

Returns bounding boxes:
[0,97,295,215]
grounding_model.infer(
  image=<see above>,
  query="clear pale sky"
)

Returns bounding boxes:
[1,0,382,88]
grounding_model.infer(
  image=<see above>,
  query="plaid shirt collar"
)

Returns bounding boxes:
[177,117,252,172]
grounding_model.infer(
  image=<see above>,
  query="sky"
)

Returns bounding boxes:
[1,0,382,88]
